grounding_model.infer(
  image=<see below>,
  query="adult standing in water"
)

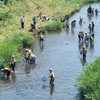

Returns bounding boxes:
[91,21,95,32]
[25,49,29,64]
[49,68,55,85]
[20,16,25,28]
[87,5,92,14]
[81,46,87,60]
[95,9,98,16]
[10,55,16,73]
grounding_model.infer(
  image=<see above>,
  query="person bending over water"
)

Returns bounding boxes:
[29,54,36,65]
[1,68,11,80]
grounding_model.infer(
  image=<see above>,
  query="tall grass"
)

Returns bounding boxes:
[0,42,17,68]
[44,21,64,32]
[78,57,100,100]
[0,32,35,69]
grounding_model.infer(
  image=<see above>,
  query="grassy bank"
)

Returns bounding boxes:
[0,0,99,37]
[78,57,100,100]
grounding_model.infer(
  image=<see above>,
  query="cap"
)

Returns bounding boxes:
[4,68,9,70]
[31,54,35,57]
[83,46,85,49]
[49,68,52,71]
[28,49,31,52]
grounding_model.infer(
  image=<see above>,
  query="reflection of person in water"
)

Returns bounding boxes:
[50,84,55,95]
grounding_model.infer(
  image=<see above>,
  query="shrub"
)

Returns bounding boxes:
[0,11,13,21]
[6,32,35,49]
[0,42,17,68]
[44,21,64,32]
[78,57,100,100]
[0,33,35,69]
[22,34,35,48]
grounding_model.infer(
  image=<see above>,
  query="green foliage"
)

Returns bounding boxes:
[7,32,35,49]
[0,32,35,69]
[49,0,66,8]
[0,42,17,68]
[0,0,30,27]
[22,34,35,48]
[44,21,64,32]
[1,0,21,5]
[49,0,100,8]
[0,11,13,21]
[78,57,100,100]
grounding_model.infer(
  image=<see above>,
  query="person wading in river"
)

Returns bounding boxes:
[25,49,29,64]
[29,54,36,65]
[95,9,98,16]
[49,68,55,85]
[39,33,44,47]
[81,46,87,60]
[79,16,83,25]
[91,21,95,32]
[10,55,16,72]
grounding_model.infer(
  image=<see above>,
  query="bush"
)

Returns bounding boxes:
[0,33,35,69]
[78,57,100,100]
[22,34,35,48]
[0,42,17,68]
[44,21,64,32]
[6,32,35,49]
[0,11,13,21]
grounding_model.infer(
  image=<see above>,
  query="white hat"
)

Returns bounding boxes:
[83,46,85,48]
[49,68,52,71]
[28,49,32,54]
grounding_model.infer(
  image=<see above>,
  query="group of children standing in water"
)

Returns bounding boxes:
[65,5,98,61]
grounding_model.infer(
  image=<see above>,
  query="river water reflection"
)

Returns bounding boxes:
[0,3,100,100]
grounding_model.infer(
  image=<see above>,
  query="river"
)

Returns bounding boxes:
[0,3,100,100]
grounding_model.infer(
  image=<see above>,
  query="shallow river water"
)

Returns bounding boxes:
[0,3,100,100]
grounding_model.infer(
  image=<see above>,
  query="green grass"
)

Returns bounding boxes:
[44,21,64,32]
[0,32,35,69]
[78,57,100,100]
[49,0,66,8]
[49,0,100,9]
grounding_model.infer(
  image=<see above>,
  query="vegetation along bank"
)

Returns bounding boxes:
[78,57,100,100]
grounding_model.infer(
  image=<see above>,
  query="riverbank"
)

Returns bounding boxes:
[0,0,98,39]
